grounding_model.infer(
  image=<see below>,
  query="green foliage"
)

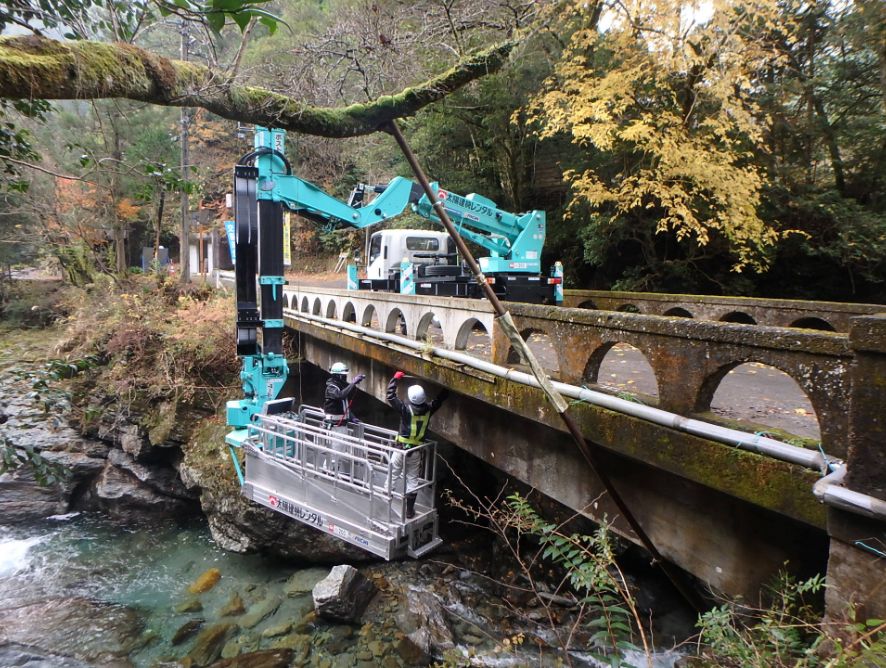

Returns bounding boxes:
[0,437,71,486]
[696,571,886,667]
[506,492,640,665]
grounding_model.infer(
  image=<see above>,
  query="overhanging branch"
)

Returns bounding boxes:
[0,35,515,137]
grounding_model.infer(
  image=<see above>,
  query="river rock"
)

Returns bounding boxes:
[206,648,294,668]
[260,622,291,638]
[0,642,94,668]
[172,618,205,646]
[240,594,281,629]
[187,622,236,666]
[312,565,377,623]
[284,567,329,596]
[107,448,196,500]
[92,460,192,515]
[220,592,246,616]
[395,588,454,654]
[175,599,204,613]
[0,596,143,664]
[189,568,222,594]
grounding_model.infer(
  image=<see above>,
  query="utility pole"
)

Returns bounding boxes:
[179,18,191,284]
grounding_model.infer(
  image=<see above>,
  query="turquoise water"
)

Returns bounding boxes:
[0,512,322,666]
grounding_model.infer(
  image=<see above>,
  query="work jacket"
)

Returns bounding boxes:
[324,377,359,425]
[386,378,449,447]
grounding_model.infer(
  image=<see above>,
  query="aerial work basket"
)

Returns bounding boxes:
[226,399,442,560]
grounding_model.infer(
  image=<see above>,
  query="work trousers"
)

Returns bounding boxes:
[391,447,422,497]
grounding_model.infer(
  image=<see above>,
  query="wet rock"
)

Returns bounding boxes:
[395,634,431,665]
[187,622,236,667]
[269,633,311,662]
[0,596,142,664]
[0,642,93,668]
[220,593,246,616]
[172,619,205,646]
[93,460,192,515]
[322,625,353,654]
[240,595,281,629]
[395,589,454,654]
[206,649,293,668]
[220,639,240,660]
[260,622,291,638]
[284,567,329,596]
[189,568,222,594]
[220,631,259,658]
[367,640,385,657]
[175,598,204,613]
[313,565,377,623]
[107,448,195,500]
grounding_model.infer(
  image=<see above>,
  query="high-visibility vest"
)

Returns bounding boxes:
[396,406,429,447]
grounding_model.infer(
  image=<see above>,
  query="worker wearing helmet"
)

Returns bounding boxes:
[324,362,365,474]
[386,371,449,518]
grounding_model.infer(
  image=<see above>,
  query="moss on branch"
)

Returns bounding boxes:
[0,35,515,137]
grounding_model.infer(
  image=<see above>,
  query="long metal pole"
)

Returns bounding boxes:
[386,120,704,613]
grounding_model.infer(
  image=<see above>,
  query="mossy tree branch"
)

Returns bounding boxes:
[0,35,516,137]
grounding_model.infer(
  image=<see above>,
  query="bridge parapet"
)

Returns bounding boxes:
[283,286,496,354]
[282,285,855,457]
[501,302,852,457]
[564,289,883,332]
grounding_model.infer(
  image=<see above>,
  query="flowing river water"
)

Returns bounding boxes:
[0,325,691,668]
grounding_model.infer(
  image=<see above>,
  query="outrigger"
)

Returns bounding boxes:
[224,128,444,558]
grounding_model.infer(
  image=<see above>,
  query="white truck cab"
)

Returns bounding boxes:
[366,229,455,280]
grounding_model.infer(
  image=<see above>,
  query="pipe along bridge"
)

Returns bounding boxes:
[222,271,885,616]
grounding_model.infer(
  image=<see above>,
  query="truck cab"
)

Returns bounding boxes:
[366,229,456,280]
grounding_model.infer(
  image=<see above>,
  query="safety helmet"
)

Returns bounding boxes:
[330,362,349,374]
[407,385,426,405]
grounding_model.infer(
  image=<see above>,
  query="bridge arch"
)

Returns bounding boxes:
[361,304,379,329]
[583,341,659,399]
[386,308,408,336]
[455,318,491,355]
[506,328,560,373]
[312,298,322,316]
[720,311,756,325]
[342,302,357,323]
[577,300,597,310]
[789,317,835,332]
[300,296,309,313]
[415,312,443,345]
[695,361,821,440]
[325,301,337,319]
[664,307,693,318]
[617,304,641,313]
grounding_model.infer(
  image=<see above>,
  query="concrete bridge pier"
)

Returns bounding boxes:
[825,314,886,619]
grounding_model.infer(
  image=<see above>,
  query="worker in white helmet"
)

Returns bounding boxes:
[323,362,365,475]
[386,370,449,518]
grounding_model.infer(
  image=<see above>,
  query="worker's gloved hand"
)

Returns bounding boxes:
[354,374,366,384]
[393,371,406,380]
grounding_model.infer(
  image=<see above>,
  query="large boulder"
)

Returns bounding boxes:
[395,588,455,655]
[312,565,377,623]
[0,597,144,665]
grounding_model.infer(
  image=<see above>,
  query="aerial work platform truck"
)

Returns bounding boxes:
[224,127,444,559]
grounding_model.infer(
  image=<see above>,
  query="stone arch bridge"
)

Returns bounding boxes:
[227,276,884,616]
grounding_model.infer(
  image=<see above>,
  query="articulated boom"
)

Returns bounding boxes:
[411,185,546,275]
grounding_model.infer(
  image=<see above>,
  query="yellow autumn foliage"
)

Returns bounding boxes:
[527,0,784,272]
